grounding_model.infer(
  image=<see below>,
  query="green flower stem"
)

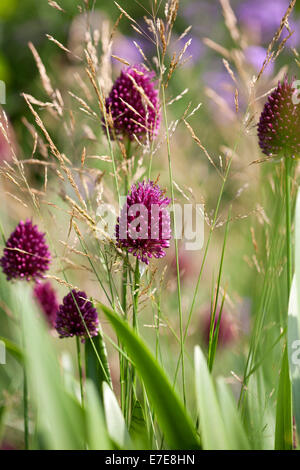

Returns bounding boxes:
[161,83,186,407]
[285,157,293,294]
[133,257,140,332]
[23,363,29,450]
[121,140,131,418]
[76,336,84,409]
[19,293,29,450]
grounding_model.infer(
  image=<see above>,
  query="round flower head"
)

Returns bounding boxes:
[257,76,300,157]
[55,289,99,340]
[34,281,58,327]
[0,220,51,281]
[115,180,171,264]
[105,65,160,141]
[201,307,237,348]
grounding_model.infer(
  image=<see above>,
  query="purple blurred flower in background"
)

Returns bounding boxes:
[201,306,238,348]
[183,0,220,36]
[244,46,274,76]
[34,281,58,327]
[237,0,300,46]
[112,36,149,70]
[203,69,235,106]
[169,35,205,67]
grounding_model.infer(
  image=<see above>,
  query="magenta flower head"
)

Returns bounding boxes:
[55,289,99,340]
[257,76,300,158]
[115,180,171,264]
[0,219,51,282]
[105,65,160,141]
[33,282,58,327]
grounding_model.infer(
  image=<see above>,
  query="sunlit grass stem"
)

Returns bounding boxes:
[76,336,84,408]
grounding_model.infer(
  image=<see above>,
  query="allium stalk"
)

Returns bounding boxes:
[257,76,298,292]
[257,76,296,449]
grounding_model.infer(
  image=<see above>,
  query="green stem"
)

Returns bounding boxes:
[76,336,84,408]
[161,83,186,406]
[133,257,140,331]
[20,303,29,450]
[285,157,293,294]
[23,365,29,450]
[121,144,130,418]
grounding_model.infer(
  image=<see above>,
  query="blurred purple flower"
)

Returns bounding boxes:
[237,0,300,46]
[183,1,220,36]
[169,35,204,67]
[244,46,274,76]
[169,245,197,282]
[203,69,237,111]
[34,281,58,327]
[201,306,238,348]
[112,36,147,70]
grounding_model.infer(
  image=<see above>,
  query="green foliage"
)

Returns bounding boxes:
[101,303,200,450]
[195,346,250,450]
[275,347,293,450]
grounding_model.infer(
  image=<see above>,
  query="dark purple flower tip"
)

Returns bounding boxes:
[33,281,59,327]
[55,289,99,340]
[0,219,51,282]
[257,76,300,157]
[201,307,237,348]
[104,65,161,141]
[115,180,171,265]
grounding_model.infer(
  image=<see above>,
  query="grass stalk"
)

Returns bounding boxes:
[285,157,293,293]
[76,336,84,409]
[161,83,186,406]
[23,363,29,450]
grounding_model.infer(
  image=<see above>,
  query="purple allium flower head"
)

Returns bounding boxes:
[257,76,300,157]
[33,281,58,327]
[0,220,51,282]
[55,290,99,340]
[105,65,160,141]
[115,180,171,264]
[201,307,237,348]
